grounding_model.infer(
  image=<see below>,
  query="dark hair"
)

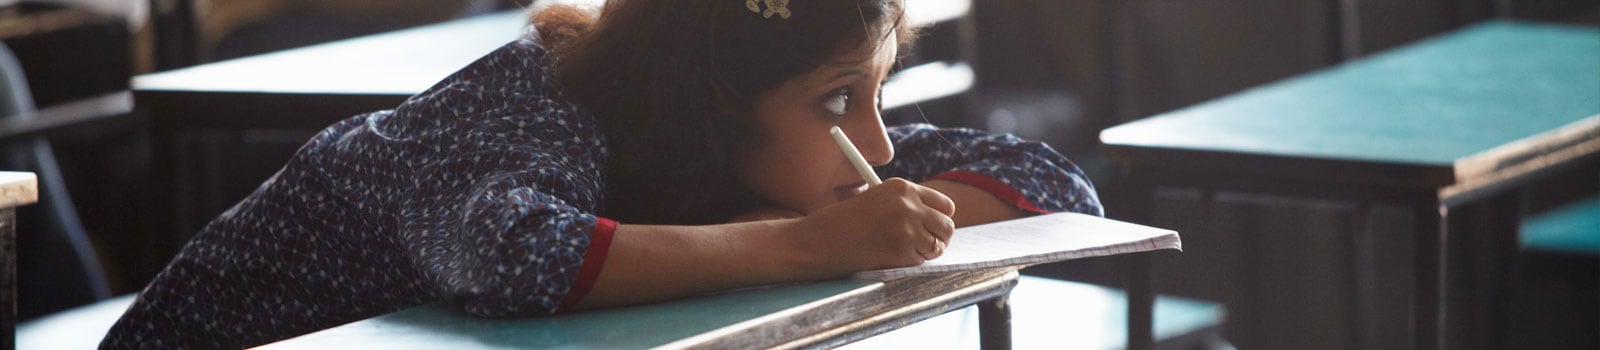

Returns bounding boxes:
[534,0,914,224]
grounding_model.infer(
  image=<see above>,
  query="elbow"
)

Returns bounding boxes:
[452,244,591,318]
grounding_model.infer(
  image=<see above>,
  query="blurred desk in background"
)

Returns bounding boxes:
[1100,21,1599,350]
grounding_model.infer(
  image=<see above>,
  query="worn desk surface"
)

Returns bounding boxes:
[17,275,1227,350]
[1099,20,1598,350]
[257,269,1016,349]
[0,172,37,209]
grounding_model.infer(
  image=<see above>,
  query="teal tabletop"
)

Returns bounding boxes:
[1521,197,1600,255]
[17,275,1227,350]
[257,279,877,349]
[134,11,528,95]
[1101,21,1599,172]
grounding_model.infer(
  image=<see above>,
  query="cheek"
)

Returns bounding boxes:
[742,136,842,211]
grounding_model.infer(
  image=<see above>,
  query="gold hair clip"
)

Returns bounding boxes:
[746,0,791,19]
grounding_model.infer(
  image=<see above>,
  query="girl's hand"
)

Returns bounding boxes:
[784,178,956,275]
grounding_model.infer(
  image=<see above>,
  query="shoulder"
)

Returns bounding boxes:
[295,33,607,177]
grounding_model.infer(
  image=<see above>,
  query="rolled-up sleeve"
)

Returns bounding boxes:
[402,155,617,317]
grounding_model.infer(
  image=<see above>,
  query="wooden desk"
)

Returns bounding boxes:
[1,171,38,349]
[258,268,1018,349]
[1100,21,1599,350]
[17,275,1227,349]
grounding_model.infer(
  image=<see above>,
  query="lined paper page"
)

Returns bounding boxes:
[852,212,1181,281]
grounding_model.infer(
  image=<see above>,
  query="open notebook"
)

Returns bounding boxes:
[852,212,1181,281]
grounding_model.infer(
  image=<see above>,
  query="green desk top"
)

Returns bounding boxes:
[1101,21,1599,185]
[259,268,1018,349]
[1522,197,1600,255]
[16,275,1224,350]
[256,279,874,349]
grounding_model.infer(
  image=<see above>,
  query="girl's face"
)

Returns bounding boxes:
[740,33,899,214]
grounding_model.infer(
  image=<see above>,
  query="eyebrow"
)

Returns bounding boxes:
[823,68,869,86]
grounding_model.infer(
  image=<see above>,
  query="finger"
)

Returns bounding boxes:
[919,213,953,261]
[921,209,955,243]
[911,184,956,217]
[921,235,945,260]
[909,236,935,261]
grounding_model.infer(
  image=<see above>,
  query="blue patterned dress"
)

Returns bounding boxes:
[100,31,1101,349]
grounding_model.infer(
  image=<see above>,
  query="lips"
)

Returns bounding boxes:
[833,182,868,201]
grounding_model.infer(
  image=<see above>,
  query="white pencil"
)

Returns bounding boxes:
[829,126,883,186]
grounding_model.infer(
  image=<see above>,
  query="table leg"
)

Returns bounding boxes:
[978,295,1011,350]
[1414,201,1446,350]
[1445,191,1525,350]
[2,208,13,350]
[1491,192,1526,350]
[1127,254,1154,350]
[148,99,180,280]
[1349,202,1379,350]
[1117,172,1156,350]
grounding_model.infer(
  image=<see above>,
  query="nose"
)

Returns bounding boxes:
[848,111,894,167]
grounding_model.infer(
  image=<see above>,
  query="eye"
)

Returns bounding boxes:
[823,87,850,117]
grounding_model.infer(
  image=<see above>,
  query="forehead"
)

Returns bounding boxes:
[810,32,901,80]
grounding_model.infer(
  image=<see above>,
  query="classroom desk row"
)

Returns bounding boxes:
[17,274,1224,349]
[1101,20,1598,350]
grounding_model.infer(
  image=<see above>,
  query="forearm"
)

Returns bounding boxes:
[570,219,826,310]
[573,180,966,310]
[922,179,1029,227]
